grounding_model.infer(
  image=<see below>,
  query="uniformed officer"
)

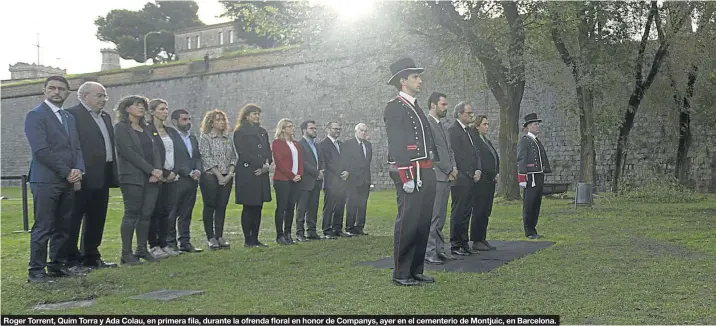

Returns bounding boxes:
[517,113,551,239]
[384,58,439,286]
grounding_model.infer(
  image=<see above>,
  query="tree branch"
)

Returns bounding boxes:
[634,3,656,89]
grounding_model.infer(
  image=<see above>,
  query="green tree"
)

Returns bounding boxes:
[95,1,204,63]
[220,1,330,47]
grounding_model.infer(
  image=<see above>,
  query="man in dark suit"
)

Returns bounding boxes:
[471,115,500,251]
[517,113,551,239]
[24,76,86,283]
[318,121,352,239]
[425,92,459,265]
[343,123,372,236]
[447,101,481,257]
[384,58,439,286]
[167,109,203,253]
[66,82,118,269]
[295,120,323,241]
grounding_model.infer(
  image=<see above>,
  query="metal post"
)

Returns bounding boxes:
[21,175,29,232]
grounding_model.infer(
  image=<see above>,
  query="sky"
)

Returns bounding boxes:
[0,0,376,81]
[0,0,231,80]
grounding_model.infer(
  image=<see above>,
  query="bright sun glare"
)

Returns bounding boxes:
[320,0,377,22]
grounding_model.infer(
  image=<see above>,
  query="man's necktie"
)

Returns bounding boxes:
[361,141,366,158]
[465,127,474,146]
[335,140,340,153]
[58,109,69,134]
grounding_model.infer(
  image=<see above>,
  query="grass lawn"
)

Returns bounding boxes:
[1,186,714,323]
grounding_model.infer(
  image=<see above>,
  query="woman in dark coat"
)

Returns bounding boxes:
[113,95,162,265]
[233,103,272,248]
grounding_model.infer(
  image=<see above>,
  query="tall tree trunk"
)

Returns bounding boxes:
[578,88,597,184]
[613,2,668,192]
[675,65,697,183]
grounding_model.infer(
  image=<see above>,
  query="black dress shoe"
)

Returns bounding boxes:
[180,243,203,252]
[438,252,460,260]
[47,266,86,277]
[412,274,435,283]
[472,241,492,251]
[463,246,479,254]
[295,234,308,242]
[306,233,321,240]
[276,236,290,245]
[392,278,420,286]
[285,234,296,244]
[28,273,54,283]
[336,231,353,237]
[83,259,118,269]
[255,241,269,247]
[526,234,542,239]
[322,234,337,240]
[481,240,496,250]
[135,250,159,262]
[451,247,471,256]
[424,256,444,265]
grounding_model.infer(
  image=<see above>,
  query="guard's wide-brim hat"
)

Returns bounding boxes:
[387,57,424,85]
[523,113,542,127]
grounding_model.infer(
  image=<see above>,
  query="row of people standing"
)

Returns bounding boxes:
[23,76,374,282]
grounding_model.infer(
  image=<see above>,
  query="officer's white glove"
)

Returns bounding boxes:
[519,182,527,189]
[403,180,415,193]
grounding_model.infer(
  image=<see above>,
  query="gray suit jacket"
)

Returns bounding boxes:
[428,115,455,182]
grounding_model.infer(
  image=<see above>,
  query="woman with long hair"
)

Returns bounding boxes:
[198,109,236,250]
[271,118,303,245]
[113,95,163,265]
[233,104,272,248]
[145,99,182,259]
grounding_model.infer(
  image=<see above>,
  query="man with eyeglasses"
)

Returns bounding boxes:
[66,81,118,269]
[447,101,481,257]
[318,121,352,239]
[295,120,324,241]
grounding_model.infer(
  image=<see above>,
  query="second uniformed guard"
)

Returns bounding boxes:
[384,58,439,286]
[517,113,551,239]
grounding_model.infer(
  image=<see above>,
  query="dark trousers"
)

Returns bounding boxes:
[167,178,198,247]
[148,181,178,248]
[390,168,436,280]
[321,187,346,235]
[471,181,496,242]
[295,181,321,236]
[28,183,74,274]
[68,185,110,265]
[119,183,159,255]
[449,184,477,249]
[345,184,370,233]
[273,180,299,238]
[199,173,233,240]
[241,204,263,245]
[523,173,545,236]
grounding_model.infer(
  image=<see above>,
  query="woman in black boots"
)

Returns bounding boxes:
[233,104,272,248]
[113,95,162,265]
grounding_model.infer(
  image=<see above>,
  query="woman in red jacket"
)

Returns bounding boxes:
[271,118,303,245]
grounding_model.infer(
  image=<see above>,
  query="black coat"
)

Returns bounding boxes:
[146,123,179,179]
[114,121,162,186]
[342,137,372,187]
[448,121,482,188]
[517,134,551,175]
[474,133,500,184]
[65,104,118,189]
[233,122,272,205]
[297,137,322,191]
[318,137,345,191]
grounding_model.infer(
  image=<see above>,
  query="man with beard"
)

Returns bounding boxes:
[66,81,118,269]
[384,58,438,286]
[25,76,86,283]
[319,121,352,239]
[166,109,203,253]
[295,120,324,241]
[424,92,459,264]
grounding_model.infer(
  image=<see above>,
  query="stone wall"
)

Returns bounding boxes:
[2,10,715,192]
